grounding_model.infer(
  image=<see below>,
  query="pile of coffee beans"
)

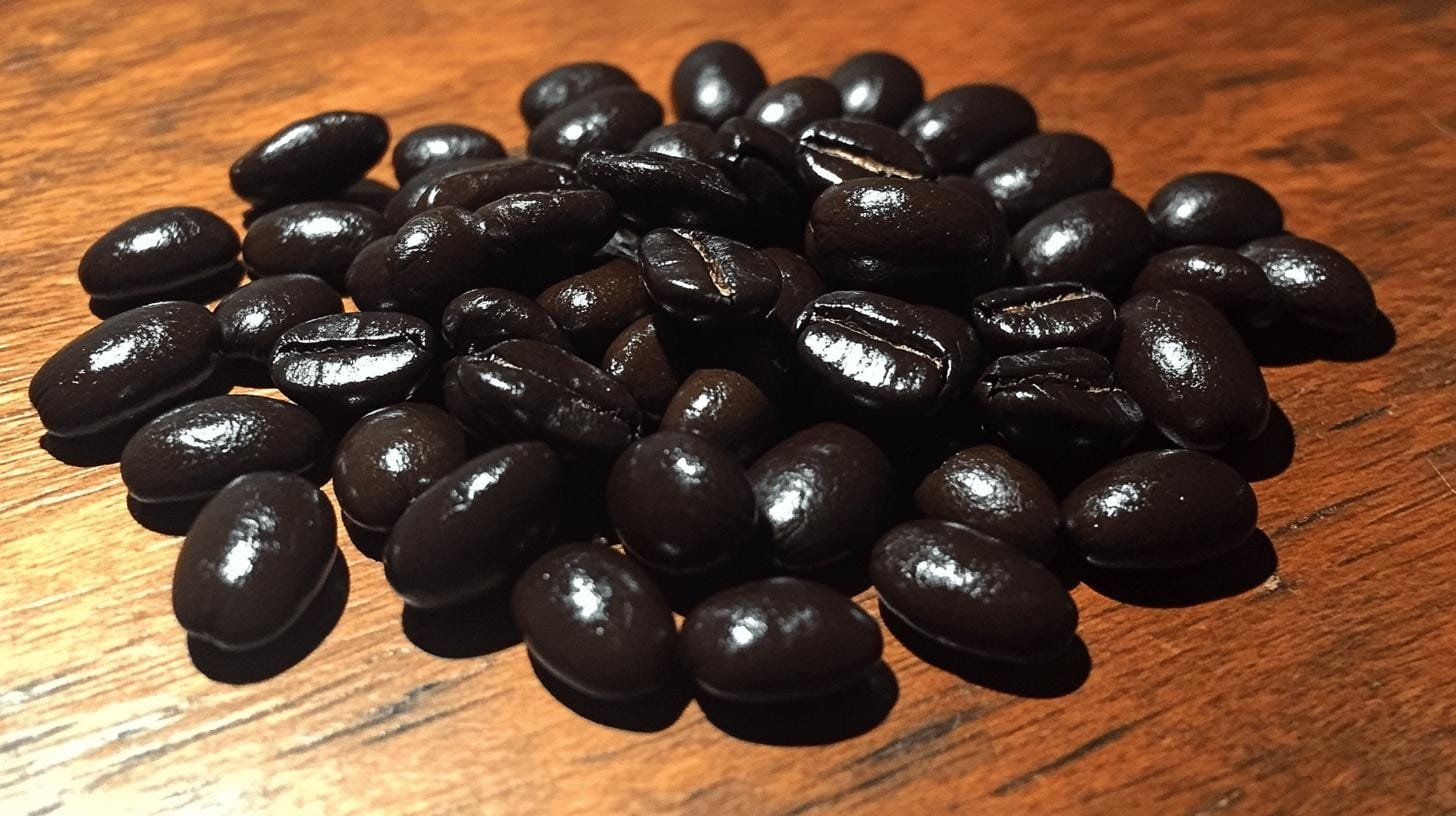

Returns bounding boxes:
[30,41,1379,712]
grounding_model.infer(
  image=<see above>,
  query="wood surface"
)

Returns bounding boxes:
[2,0,1454,813]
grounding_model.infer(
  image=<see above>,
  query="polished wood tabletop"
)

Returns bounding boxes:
[2,0,1454,813]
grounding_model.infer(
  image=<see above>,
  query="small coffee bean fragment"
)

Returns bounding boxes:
[971,282,1115,354]
[661,368,781,464]
[901,85,1038,174]
[333,403,467,534]
[1133,246,1280,330]
[745,76,843,135]
[527,86,664,167]
[634,122,722,163]
[243,202,383,288]
[671,41,768,128]
[1238,235,1377,333]
[915,445,1060,565]
[476,189,618,278]
[440,287,572,355]
[344,236,397,311]
[638,228,781,326]
[602,315,691,417]
[392,124,506,184]
[829,51,924,126]
[386,206,495,319]
[761,248,827,336]
[577,150,745,233]
[270,311,437,419]
[537,258,655,360]
[1147,171,1283,248]
[214,275,343,368]
[795,118,934,193]
[975,132,1113,228]
[80,206,242,317]
[1013,189,1155,295]
[230,111,388,205]
[520,62,638,129]
[384,157,578,231]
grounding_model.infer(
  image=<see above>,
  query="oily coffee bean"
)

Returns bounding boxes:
[270,311,437,418]
[527,87,664,167]
[476,189,618,277]
[939,174,1008,221]
[440,287,572,355]
[1148,171,1283,248]
[384,443,563,609]
[383,158,578,231]
[683,577,882,702]
[901,84,1038,174]
[577,150,745,233]
[638,228,781,325]
[633,122,722,163]
[717,116,798,174]
[173,473,337,650]
[1133,246,1280,330]
[915,445,1060,565]
[1238,235,1378,333]
[872,519,1077,663]
[762,248,827,336]
[975,132,1114,229]
[661,368,781,464]
[230,111,388,205]
[1064,449,1258,570]
[214,275,344,367]
[829,51,925,126]
[344,236,397,311]
[671,40,768,128]
[391,124,506,184]
[971,281,1116,354]
[745,76,843,135]
[79,206,242,317]
[602,315,690,417]
[713,117,805,241]
[794,118,934,193]
[333,403,468,534]
[332,178,398,214]
[512,544,678,700]
[537,257,655,360]
[243,202,383,288]
[386,206,495,319]
[520,62,638,129]
[1013,189,1156,295]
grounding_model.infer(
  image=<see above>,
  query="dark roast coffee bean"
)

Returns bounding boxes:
[243,202,383,288]
[975,132,1113,228]
[1238,235,1378,333]
[717,116,798,175]
[386,206,494,319]
[333,403,467,534]
[1014,190,1155,295]
[901,85,1038,174]
[713,117,805,241]
[872,519,1077,663]
[661,368,781,463]
[1115,290,1269,449]
[577,151,745,233]
[755,249,823,338]
[795,118,933,193]
[385,443,563,609]
[795,291,980,416]
[671,40,767,128]
[633,122,721,163]
[1133,246,1280,330]
[391,123,506,184]
[1148,172,1283,248]
[602,315,690,417]
[914,445,1059,565]
[971,282,1115,354]
[230,111,388,205]
[214,275,343,367]
[683,577,882,702]
[608,431,756,574]
[476,189,617,277]
[527,87,664,167]
[121,395,324,504]
[173,473,336,650]
[344,237,397,311]
[384,158,578,231]
[745,76,843,135]
[520,62,638,129]
[334,178,398,213]
[939,174,1008,221]
[441,287,571,355]
[537,258,655,360]
[748,422,893,570]
[80,207,242,316]
[270,311,437,418]
[1064,450,1258,569]
[938,174,1013,282]
[444,340,641,459]
[829,51,924,126]
[31,302,219,438]
[512,544,678,699]
[638,229,780,325]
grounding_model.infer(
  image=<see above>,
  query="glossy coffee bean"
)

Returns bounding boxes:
[270,311,437,418]
[173,473,337,650]
[661,368,781,463]
[391,123,506,184]
[872,519,1077,663]
[717,116,797,175]
[80,207,241,316]
[230,111,388,205]
[333,403,467,534]
[476,189,618,275]
[901,85,1038,174]
[975,132,1113,228]
[386,206,494,319]
[520,62,638,128]
[1238,235,1377,333]
[121,395,323,504]
[578,150,745,233]
[633,122,722,162]
[213,275,343,367]
[638,228,780,325]
[602,315,689,417]
[713,117,805,241]
[1064,450,1258,569]
[31,302,219,438]
[537,258,655,360]
[683,577,882,702]
[444,340,641,459]
[745,76,843,135]
[608,431,756,574]
[748,422,893,570]
[513,544,678,700]
[1014,190,1155,294]
[383,157,578,231]
[971,282,1115,354]
[344,236,397,311]
[1133,246,1280,330]
[333,178,398,214]
[829,51,924,126]
[914,445,1060,565]
[385,443,563,609]
[1148,171,1283,248]
[440,287,571,355]
[795,118,933,193]
[671,40,767,128]
[938,174,1013,282]
[527,87,664,167]
[1115,290,1269,449]
[761,248,826,336]
[243,202,382,288]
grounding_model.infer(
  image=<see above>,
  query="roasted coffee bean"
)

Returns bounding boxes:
[602,315,690,417]
[1115,290,1270,449]
[1133,246,1280,330]
[333,403,467,534]
[971,282,1115,354]
[975,132,1113,228]
[121,395,323,505]
[938,174,1013,282]
[608,431,756,574]
[173,473,337,650]
[633,122,722,163]
[1148,171,1283,248]
[537,258,655,360]
[1238,235,1377,333]
[520,62,638,129]
[638,228,780,325]
[444,339,641,459]
[748,422,893,570]
[384,443,563,609]
[713,117,805,241]
[344,237,397,311]
[383,158,578,231]
[795,118,933,193]
[661,368,781,463]
[270,311,437,418]
[577,151,745,233]
[829,51,924,126]
[31,302,219,439]
[938,174,1007,220]
[386,207,494,319]
[527,87,664,167]
[476,189,617,276]
[914,445,1060,565]
[243,202,382,288]
[745,76,843,135]
[901,85,1037,174]
[717,116,798,174]
[683,578,882,702]
[761,248,826,336]
[513,544,678,699]
[440,288,572,355]
[214,275,343,367]
[230,111,388,205]
[795,291,980,416]
[1014,190,1155,294]
[391,124,506,184]
[872,519,1077,663]
[80,207,242,317]
[671,41,768,128]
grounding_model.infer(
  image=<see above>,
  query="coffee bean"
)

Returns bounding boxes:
[243,202,383,288]
[476,189,618,278]
[1133,246,1280,330]
[577,150,745,233]
[214,275,343,368]
[872,519,1077,663]
[971,282,1115,354]
[745,76,843,135]
[901,85,1037,174]
[386,206,494,319]
[914,445,1060,565]
[829,51,924,126]
[1013,189,1155,295]
[384,442,563,609]
[173,473,337,650]
[795,118,934,193]
[1148,171,1283,248]
[974,132,1113,228]
[602,315,691,417]
[661,368,781,463]
[1238,235,1377,333]
[383,157,578,231]
[714,117,805,241]
[79,207,242,317]
[333,403,467,534]
[633,122,722,163]
[671,41,768,128]
[230,111,388,205]
[270,311,437,418]
[391,124,506,184]
[683,577,882,702]
[760,248,826,336]
[527,87,664,167]
[520,62,638,128]
[441,287,572,355]
[536,257,655,360]
[344,237,397,311]
[638,228,781,325]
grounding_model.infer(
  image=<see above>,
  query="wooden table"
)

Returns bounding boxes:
[3,0,1453,812]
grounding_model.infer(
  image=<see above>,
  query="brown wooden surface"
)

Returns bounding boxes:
[2,0,1454,813]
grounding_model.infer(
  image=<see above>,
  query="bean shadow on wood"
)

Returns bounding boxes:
[40,426,137,466]
[1218,401,1295,482]
[401,585,522,658]
[696,661,899,745]
[127,494,208,535]
[1080,529,1277,608]
[343,517,387,561]
[527,654,692,733]
[1244,310,1396,367]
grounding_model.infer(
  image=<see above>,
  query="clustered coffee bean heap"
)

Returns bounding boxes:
[30,42,1379,707]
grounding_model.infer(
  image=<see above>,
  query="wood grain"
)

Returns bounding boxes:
[2,0,1454,813]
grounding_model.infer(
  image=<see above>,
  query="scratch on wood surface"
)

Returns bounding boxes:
[1189,787,1245,815]
[993,713,1161,796]
[1329,405,1390,431]
[1427,456,1456,497]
